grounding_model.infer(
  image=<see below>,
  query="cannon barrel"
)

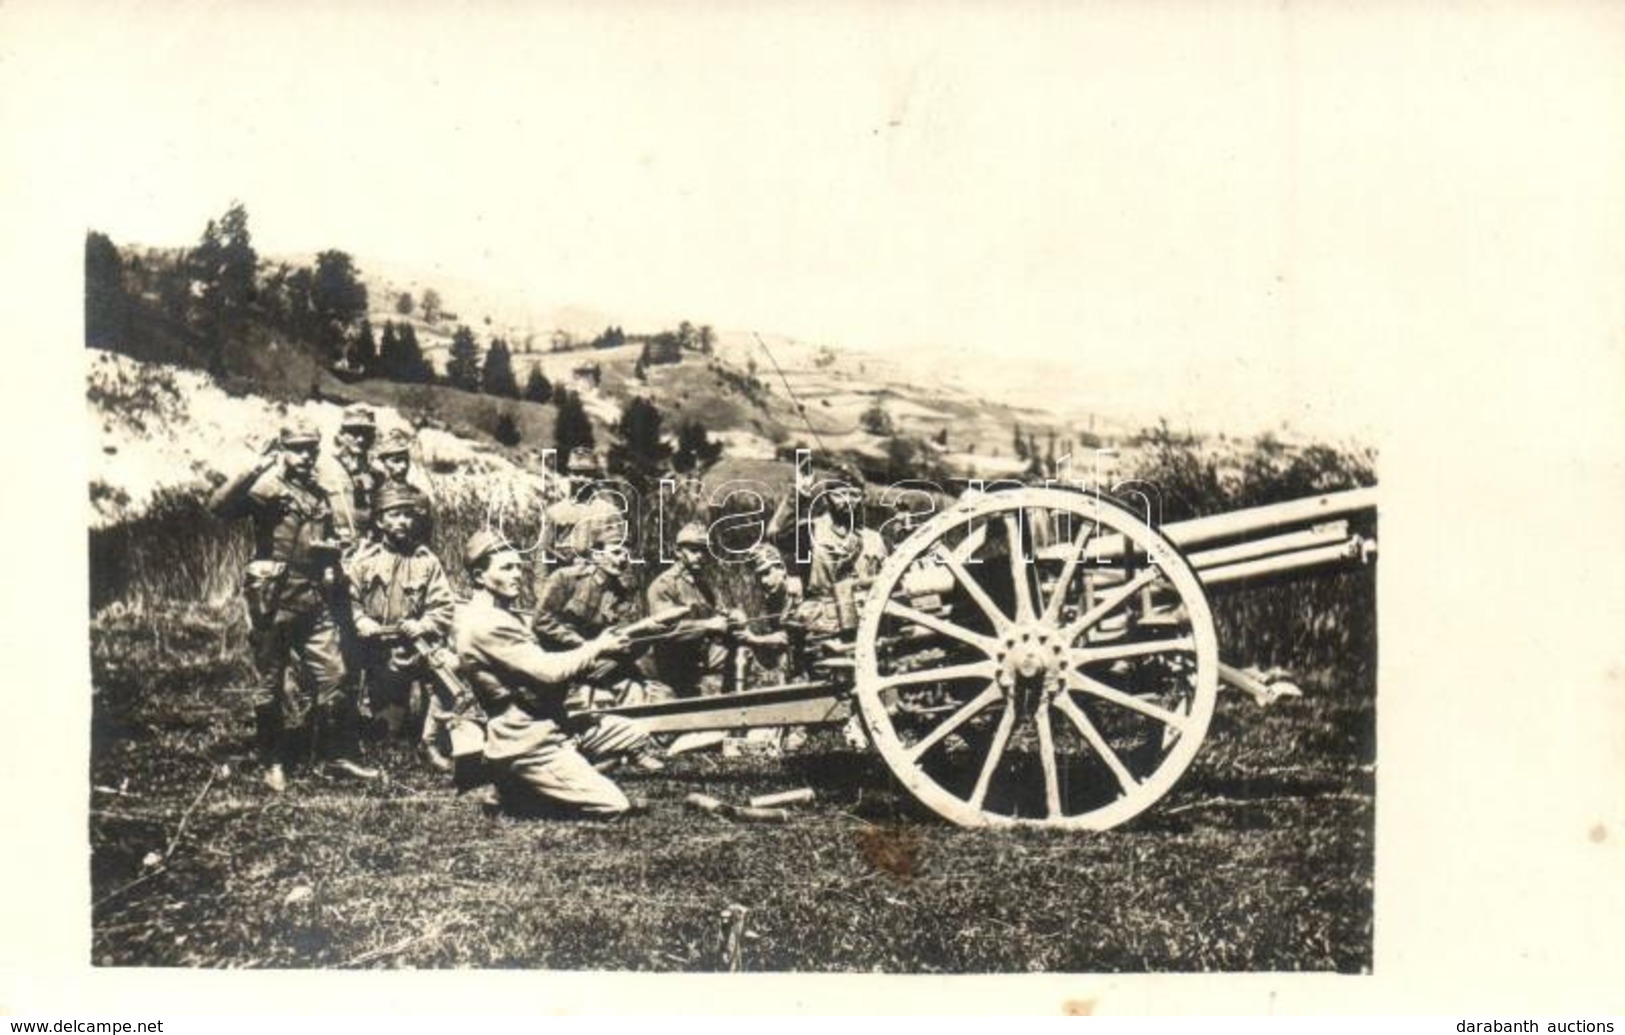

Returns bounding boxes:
[1067,487,1377,563]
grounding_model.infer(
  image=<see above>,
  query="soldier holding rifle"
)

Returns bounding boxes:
[454,531,657,818]
[539,524,678,714]
[344,482,457,768]
[209,419,376,792]
[646,521,743,696]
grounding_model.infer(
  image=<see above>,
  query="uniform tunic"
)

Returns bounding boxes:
[645,563,730,695]
[319,451,379,544]
[345,539,457,717]
[542,565,673,709]
[453,595,648,816]
[532,492,626,607]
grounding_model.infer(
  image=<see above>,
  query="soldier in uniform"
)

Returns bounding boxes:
[767,462,889,637]
[453,530,652,818]
[209,419,376,791]
[538,524,676,712]
[646,521,740,696]
[372,427,416,488]
[736,542,808,685]
[534,447,624,605]
[324,404,380,544]
[344,482,457,767]
[805,465,888,598]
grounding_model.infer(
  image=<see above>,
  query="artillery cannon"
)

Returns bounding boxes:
[594,486,1377,830]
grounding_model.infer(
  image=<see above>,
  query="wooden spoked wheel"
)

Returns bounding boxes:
[852,488,1218,830]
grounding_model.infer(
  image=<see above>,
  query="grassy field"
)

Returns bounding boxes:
[88,579,1374,972]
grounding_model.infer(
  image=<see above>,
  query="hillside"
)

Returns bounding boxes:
[86,349,542,529]
[319,253,1121,475]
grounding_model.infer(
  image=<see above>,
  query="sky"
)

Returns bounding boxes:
[5,2,1624,441]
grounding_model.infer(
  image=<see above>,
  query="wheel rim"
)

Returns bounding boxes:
[853,487,1218,830]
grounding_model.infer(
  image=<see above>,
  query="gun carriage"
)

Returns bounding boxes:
[593,486,1377,831]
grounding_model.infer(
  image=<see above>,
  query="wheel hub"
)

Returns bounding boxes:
[994,622,1068,709]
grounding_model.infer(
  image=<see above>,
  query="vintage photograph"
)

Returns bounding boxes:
[75,7,1384,975]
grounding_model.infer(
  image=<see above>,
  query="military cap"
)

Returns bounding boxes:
[581,515,628,550]
[279,419,321,447]
[463,529,515,571]
[566,447,603,475]
[375,428,414,458]
[375,482,429,514]
[340,404,376,430]
[674,521,709,547]
[800,459,865,498]
[747,542,784,573]
[830,459,865,487]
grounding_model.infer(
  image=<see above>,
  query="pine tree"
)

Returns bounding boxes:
[523,365,552,403]
[397,322,430,382]
[553,389,596,455]
[674,419,723,472]
[310,250,368,360]
[482,337,521,397]
[378,321,401,378]
[85,231,127,349]
[493,409,522,446]
[860,398,895,436]
[349,319,378,375]
[420,288,442,324]
[607,396,671,480]
[446,324,481,391]
[186,202,257,373]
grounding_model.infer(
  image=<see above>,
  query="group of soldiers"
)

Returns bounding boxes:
[209,405,890,818]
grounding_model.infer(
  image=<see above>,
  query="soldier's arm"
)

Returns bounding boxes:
[344,550,385,639]
[529,607,586,650]
[764,493,795,541]
[418,557,456,639]
[471,616,608,686]
[208,455,276,519]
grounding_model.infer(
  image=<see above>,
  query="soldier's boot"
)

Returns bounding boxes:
[253,704,288,792]
[320,700,380,780]
[417,718,453,773]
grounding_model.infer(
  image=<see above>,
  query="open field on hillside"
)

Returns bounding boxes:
[88,565,1375,972]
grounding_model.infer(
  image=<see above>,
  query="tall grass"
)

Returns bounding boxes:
[1127,425,1378,692]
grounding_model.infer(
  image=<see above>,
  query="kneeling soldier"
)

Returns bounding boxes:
[345,482,457,768]
[454,531,653,818]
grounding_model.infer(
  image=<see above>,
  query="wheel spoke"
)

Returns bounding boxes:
[1067,671,1190,732]
[1002,511,1035,622]
[1060,567,1160,642]
[876,659,998,692]
[968,701,1017,810]
[904,684,1002,763]
[950,520,988,563]
[1041,520,1097,624]
[1053,693,1138,796]
[931,543,1010,633]
[1070,635,1196,665]
[884,599,998,655]
[1035,702,1062,818]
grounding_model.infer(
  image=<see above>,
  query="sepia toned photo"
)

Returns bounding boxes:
[85,225,1376,971]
